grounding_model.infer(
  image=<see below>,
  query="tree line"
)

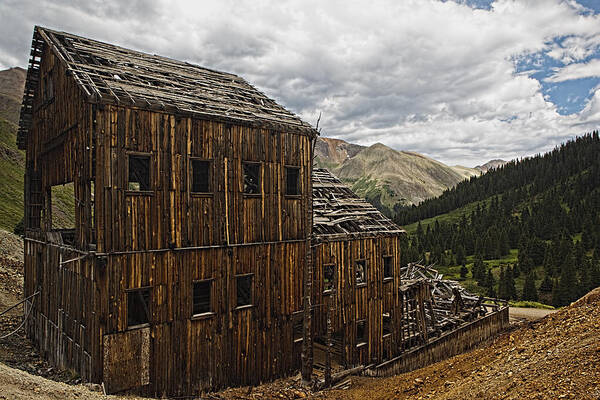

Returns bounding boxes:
[395,132,600,307]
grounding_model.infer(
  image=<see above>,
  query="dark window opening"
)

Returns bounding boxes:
[383,313,392,336]
[127,288,151,328]
[191,159,211,193]
[243,162,260,194]
[285,166,300,196]
[356,260,366,285]
[356,320,367,345]
[383,256,393,279]
[236,275,253,307]
[128,154,150,191]
[50,183,75,230]
[293,314,303,342]
[193,280,211,315]
[323,264,335,292]
[49,183,76,246]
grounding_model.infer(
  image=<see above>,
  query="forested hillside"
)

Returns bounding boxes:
[395,132,600,307]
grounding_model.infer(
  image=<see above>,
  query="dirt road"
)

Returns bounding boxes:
[508,306,556,322]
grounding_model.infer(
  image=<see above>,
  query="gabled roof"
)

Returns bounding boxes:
[18,26,317,149]
[312,168,405,240]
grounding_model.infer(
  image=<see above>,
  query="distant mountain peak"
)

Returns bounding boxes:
[475,159,508,172]
[314,136,479,211]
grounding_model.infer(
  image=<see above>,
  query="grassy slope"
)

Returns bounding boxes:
[0,117,75,232]
[0,118,25,230]
[403,196,493,234]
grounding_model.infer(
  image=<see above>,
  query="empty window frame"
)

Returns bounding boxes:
[383,312,392,336]
[127,153,151,192]
[127,287,151,328]
[243,162,260,195]
[323,264,335,293]
[285,166,300,196]
[236,274,253,307]
[293,313,303,343]
[192,280,212,315]
[356,320,367,345]
[356,260,366,285]
[191,159,211,193]
[383,256,393,280]
[50,183,76,231]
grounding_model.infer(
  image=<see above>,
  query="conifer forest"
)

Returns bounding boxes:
[393,132,600,307]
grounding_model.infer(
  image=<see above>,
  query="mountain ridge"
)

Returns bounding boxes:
[314,136,484,212]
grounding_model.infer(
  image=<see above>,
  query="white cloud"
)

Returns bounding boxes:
[546,58,600,82]
[0,0,599,166]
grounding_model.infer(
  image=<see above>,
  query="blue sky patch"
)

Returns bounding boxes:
[513,21,600,115]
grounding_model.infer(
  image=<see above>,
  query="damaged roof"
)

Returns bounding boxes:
[312,168,405,240]
[18,26,317,149]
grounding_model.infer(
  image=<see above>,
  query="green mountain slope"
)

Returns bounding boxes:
[0,118,25,230]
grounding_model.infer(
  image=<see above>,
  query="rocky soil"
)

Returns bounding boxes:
[324,287,600,400]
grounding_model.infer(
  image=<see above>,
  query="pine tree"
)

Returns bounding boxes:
[460,263,468,279]
[591,252,600,288]
[497,267,508,299]
[522,272,538,301]
[507,266,517,299]
[456,245,466,266]
[512,263,520,279]
[555,249,578,306]
[485,268,496,297]
[551,278,561,307]
[539,274,553,292]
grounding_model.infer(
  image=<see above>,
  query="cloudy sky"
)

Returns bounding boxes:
[1,0,600,167]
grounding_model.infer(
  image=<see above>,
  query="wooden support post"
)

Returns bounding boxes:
[325,293,333,388]
[301,137,315,383]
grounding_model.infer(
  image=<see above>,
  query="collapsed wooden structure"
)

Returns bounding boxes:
[309,171,508,385]
[18,26,508,397]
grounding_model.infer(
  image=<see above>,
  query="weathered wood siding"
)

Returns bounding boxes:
[100,243,305,394]
[312,235,403,367]
[93,107,311,253]
[24,43,99,382]
[366,306,509,377]
[24,42,95,247]
[24,234,102,382]
[24,40,314,396]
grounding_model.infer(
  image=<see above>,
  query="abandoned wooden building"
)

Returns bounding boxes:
[18,26,509,397]
[311,168,406,369]
[19,26,317,396]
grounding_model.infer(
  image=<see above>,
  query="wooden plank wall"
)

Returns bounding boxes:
[91,107,313,394]
[100,243,304,395]
[24,235,101,382]
[24,42,99,382]
[312,235,402,367]
[93,107,311,253]
[365,307,510,377]
[25,43,95,248]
